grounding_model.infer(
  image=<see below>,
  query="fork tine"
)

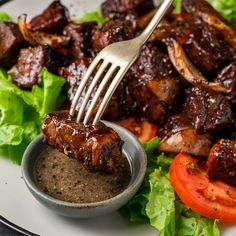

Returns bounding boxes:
[69,57,103,117]
[92,66,129,125]
[76,60,110,123]
[83,64,119,125]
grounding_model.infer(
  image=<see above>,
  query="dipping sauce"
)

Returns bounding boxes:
[34,148,131,203]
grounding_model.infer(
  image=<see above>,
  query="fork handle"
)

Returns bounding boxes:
[138,0,174,44]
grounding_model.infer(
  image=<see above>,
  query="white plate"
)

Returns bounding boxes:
[0,0,236,235]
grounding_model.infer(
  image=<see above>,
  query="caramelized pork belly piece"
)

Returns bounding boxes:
[92,19,135,52]
[42,111,123,173]
[63,22,97,60]
[147,77,180,108]
[149,21,235,76]
[0,22,27,69]
[181,0,236,50]
[181,0,226,24]
[207,139,236,187]
[165,37,231,93]
[184,25,234,76]
[59,58,91,102]
[215,61,236,103]
[184,87,233,134]
[131,43,175,81]
[101,0,154,18]
[58,59,135,120]
[10,45,63,88]
[159,114,213,157]
[129,43,180,123]
[173,24,234,76]
[30,0,69,33]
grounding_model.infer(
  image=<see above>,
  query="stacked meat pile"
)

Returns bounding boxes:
[1,0,235,180]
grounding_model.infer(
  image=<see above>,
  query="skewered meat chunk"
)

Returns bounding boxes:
[207,139,236,187]
[92,19,135,52]
[42,110,124,174]
[30,0,69,33]
[10,45,63,88]
[63,22,97,60]
[101,0,154,18]
[184,87,233,134]
[0,22,27,69]
[159,114,213,157]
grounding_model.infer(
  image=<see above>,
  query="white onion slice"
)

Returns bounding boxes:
[18,14,69,48]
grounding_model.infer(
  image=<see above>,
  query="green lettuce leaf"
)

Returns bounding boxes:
[146,169,175,236]
[122,138,220,236]
[207,0,236,21]
[0,68,66,164]
[0,12,11,22]
[173,0,181,13]
[0,125,24,146]
[173,0,236,21]
[76,8,108,26]
[120,138,159,222]
[176,200,220,236]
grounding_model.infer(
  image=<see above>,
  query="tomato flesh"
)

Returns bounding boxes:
[170,153,236,222]
[115,117,157,143]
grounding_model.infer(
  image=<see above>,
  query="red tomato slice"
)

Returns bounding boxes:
[115,117,157,143]
[170,153,236,222]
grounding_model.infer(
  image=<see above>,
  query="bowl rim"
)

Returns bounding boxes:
[21,121,147,208]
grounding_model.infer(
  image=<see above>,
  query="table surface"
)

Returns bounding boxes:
[0,221,25,236]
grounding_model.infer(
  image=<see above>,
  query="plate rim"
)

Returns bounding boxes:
[0,215,39,236]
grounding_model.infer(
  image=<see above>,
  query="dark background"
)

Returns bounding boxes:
[0,222,25,236]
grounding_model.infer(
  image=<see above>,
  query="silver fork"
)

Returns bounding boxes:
[70,0,173,125]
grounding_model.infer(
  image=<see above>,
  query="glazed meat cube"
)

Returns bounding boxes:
[9,45,63,88]
[207,139,236,187]
[42,110,124,173]
[184,24,234,76]
[30,0,69,33]
[129,43,180,123]
[214,61,236,103]
[0,22,27,69]
[58,59,135,120]
[184,87,233,134]
[181,0,236,51]
[150,20,235,76]
[92,19,135,52]
[181,0,226,24]
[58,58,92,102]
[131,43,176,82]
[101,0,154,18]
[63,22,97,60]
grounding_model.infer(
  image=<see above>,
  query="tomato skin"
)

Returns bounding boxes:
[115,117,157,143]
[170,153,236,222]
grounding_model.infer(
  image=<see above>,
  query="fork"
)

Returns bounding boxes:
[70,0,173,125]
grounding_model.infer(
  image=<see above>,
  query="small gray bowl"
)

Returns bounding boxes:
[21,121,147,218]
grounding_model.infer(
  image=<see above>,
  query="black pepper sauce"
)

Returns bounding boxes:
[34,148,131,203]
